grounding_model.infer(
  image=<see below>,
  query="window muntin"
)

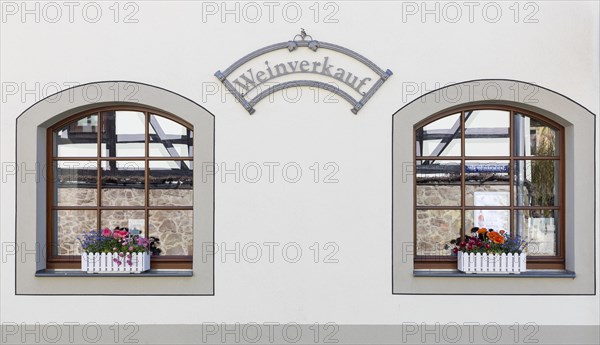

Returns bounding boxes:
[48,108,194,269]
[414,107,564,269]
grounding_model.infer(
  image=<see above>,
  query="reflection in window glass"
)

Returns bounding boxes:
[464,110,509,156]
[415,113,461,156]
[54,210,97,255]
[101,209,146,233]
[53,114,98,157]
[101,111,146,157]
[54,161,98,206]
[149,210,193,255]
[101,161,145,206]
[514,160,559,207]
[149,114,193,157]
[416,160,461,207]
[414,108,563,264]
[464,160,510,206]
[515,210,558,256]
[416,209,461,256]
[465,209,510,232]
[514,114,559,156]
[149,161,193,206]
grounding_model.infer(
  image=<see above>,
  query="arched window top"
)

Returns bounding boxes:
[52,107,193,159]
[415,106,561,158]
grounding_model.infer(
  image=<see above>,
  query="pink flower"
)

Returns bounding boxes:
[118,253,124,257]
[128,246,134,252]
[126,260,132,266]
[113,230,128,239]
[102,228,112,237]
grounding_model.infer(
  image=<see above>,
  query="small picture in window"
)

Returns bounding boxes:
[473,192,510,230]
[128,219,145,236]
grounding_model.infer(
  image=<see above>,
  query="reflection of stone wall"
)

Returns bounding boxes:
[149,210,193,255]
[57,188,96,206]
[416,209,460,256]
[149,189,193,206]
[417,185,460,206]
[416,184,513,256]
[102,189,145,206]
[56,210,97,255]
[57,188,193,256]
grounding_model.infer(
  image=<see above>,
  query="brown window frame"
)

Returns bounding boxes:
[46,106,193,270]
[413,105,565,270]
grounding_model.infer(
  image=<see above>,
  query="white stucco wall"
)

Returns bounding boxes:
[1,0,598,336]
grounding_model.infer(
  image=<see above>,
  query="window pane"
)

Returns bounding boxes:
[465,209,510,232]
[514,160,559,207]
[149,210,193,255]
[149,114,193,157]
[416,209,461,256]
[53,114,98,157]
[415,113,461,157]
[464,110,509,156]
[101,210,146,233]
[149,161,193,206]
[54,161,97,206]
[101,161,145,206]
[514,114,559,156]
[101,111,146,157]
[416,160,461,206]
[465,160,510,206]
[54,210,97,255]
[514,210,558,256]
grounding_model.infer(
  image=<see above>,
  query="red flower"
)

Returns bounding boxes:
[485,244,491,249]
[452,248,459,254]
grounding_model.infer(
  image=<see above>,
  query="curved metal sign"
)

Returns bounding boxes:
[215,30,393,114]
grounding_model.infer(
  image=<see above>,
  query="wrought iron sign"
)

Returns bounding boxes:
[215,29,393,114]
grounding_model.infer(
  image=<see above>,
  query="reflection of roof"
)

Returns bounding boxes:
[57,169,193,189]
[56,114,193,158]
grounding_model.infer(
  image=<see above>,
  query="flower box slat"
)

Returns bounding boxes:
[81,252,150,274]
[458,252,526,274]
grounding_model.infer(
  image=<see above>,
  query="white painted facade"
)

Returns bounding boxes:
[1,1,598,344]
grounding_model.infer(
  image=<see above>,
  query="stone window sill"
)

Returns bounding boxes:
[413,270,576,278]
[35,269,193,277]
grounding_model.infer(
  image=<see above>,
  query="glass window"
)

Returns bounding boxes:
[48,109,194,269]
[414,108,563,269]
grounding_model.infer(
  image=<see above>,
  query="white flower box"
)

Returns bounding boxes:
[457,252,526,274]
[81,252,150,273]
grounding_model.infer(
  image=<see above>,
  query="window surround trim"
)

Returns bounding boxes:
[392,79,596,295]
[16,81,214,295]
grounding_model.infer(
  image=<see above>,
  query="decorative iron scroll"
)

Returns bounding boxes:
[215,29,393,114]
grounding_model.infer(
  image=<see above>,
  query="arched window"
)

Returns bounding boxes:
[413,106,564,269]
[47,107,194,269]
